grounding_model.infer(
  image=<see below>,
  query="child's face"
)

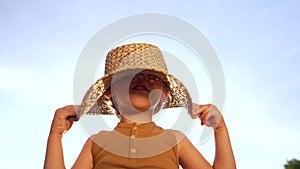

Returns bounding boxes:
[111,72,167,113]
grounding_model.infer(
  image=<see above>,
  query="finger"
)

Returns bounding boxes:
[57,105,78,118]
[198,104,212,113]
[194,104,211,114]
[64,118,76,132]
[200,111,209,125]
[192,104,206,117]
[198,105,213,125]
[198,106,212,121]
[63,105,79,112]
[66,105,80,121]
[63,106,80,130]
[66,115,79,122]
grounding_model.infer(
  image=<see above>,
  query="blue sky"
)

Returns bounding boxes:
[1,0,300,168]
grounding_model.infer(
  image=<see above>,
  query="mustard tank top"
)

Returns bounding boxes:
[91,122,183,169]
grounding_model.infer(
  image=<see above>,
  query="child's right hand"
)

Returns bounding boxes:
[49,105,80,135]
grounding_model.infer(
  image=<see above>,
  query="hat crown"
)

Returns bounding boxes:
[105,43,168,74]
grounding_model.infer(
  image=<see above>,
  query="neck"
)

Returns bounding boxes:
[119,110,153,124]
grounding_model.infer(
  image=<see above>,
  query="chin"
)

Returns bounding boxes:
[133,106,150,112]
[128,97,149,110]
[128,93,160,112]
[131,101,151,111]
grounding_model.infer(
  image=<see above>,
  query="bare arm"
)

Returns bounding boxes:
[212,118,236,169]
[179,104,236,169]
[44,133,65,169]
[178,136,213,169]
[71,137,93,169]
[44,105,79,169]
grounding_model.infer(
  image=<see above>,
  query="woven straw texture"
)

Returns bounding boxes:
[79,43,192,118]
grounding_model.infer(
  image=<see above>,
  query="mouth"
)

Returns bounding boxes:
[131,84,150,92]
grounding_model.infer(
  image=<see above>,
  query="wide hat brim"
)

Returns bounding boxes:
[78,68,193,118]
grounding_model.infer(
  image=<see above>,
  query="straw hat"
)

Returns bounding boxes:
[78,43,192,118]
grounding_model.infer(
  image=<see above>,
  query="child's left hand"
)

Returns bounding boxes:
[192,104,223,129]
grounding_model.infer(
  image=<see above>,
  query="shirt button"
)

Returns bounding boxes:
[130,135,135,139]
[130,148,136,153]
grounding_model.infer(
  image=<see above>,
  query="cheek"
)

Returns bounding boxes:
[111,79,131,93]
[151,81,165,90]
[153,83,168,100]
[160,92,168,102]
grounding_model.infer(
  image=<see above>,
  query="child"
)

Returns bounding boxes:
[44,43,236,169]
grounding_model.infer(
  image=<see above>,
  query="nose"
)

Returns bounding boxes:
[133,73,161,83]
[133,73,147,81]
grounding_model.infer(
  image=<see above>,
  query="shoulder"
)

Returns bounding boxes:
[165,129,186,142]
[163,130,199,155]
[88,131,114,154]
[72,136,95,168]
[163,130,202,160]
[87,131,112,145]
[91,130,112,139]
[90,130,123,148]
[160,129,188,150]
[175,133,213,168]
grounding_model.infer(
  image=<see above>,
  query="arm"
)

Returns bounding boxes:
[178,136,213,169]
[44,105,79,169]
[44,133,65,169]
[71,137,93,169]
[179,104,236,169]
[194,104,236,169]
[212,117,236,169]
